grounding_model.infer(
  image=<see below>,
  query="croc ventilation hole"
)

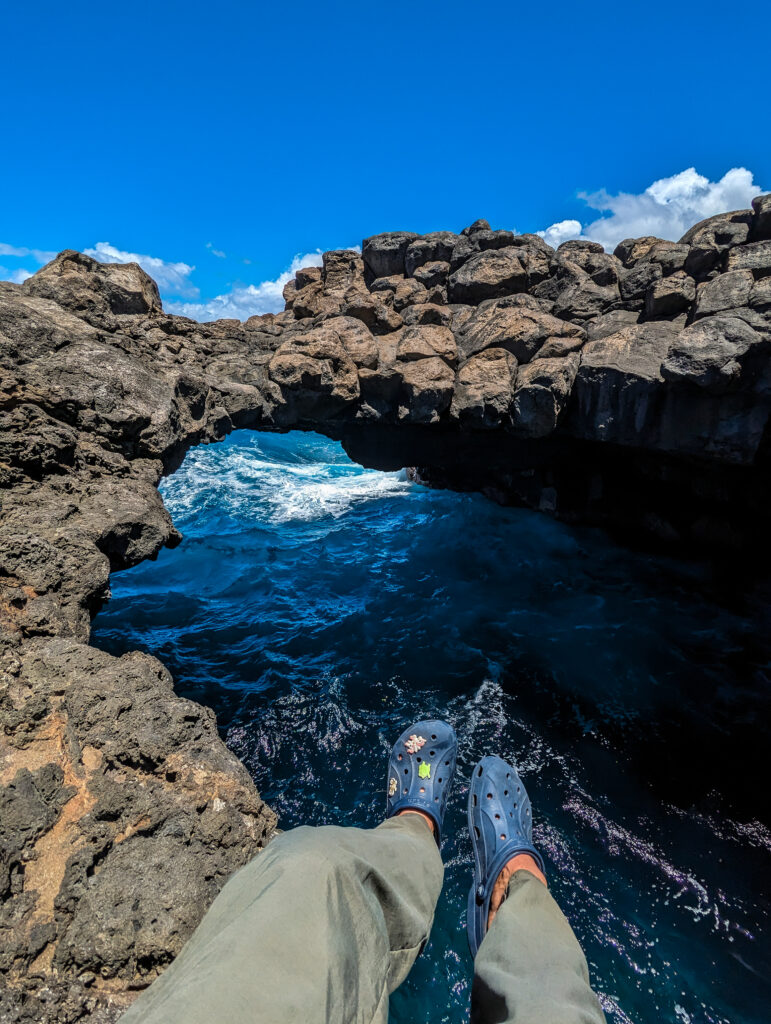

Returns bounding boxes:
[487,793,493,799]
[404,768,409,774]
[419,787,425,794]
[494,813,500,820]
[431,734,437,740]
[474,826,480,840]
[398,754,403,761]
[477,766,483,777]
[472,794,477,806]
[430,750,435,756]
[500,834,506,840]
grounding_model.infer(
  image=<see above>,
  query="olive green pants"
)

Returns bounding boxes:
[122,816,605,1024]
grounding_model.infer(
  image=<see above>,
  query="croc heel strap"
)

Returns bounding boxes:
[467,754,545,957]
[385,720,457,846]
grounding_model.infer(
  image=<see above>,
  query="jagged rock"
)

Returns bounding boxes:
[693,271,755,320]
[681,210,753,278]
[512,353,580,438]
[725,239,771,277]
[362,232,419,278]
[457,295,584,363]
[661,315,766,393]
[450,347,518,428]
[644,271,696,318]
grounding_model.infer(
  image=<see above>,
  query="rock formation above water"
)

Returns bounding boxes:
[2,195,770,1020]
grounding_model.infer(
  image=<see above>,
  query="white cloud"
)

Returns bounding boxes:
[206,242,227,258]
[83,241,199,299]
[166,250,326,321]
[0,242,57,264]
[538,167,767,253]
[5,267,35,284]
[539,219,583,249]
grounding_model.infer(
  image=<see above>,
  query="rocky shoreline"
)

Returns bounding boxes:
[2,196,770,1021]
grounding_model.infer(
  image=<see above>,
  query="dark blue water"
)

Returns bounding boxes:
[92,431,771,1024]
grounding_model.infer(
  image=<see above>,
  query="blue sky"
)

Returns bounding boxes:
[2,0,769,320]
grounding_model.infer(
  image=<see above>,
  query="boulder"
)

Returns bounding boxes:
[569,322,680,445]
[461,218,491,236]
[370,274,404,293]
[392,278,429,312]
[644,271,696,319]
[619,261,662,303]
[725,239,771,277]
[693,270,754,320]
[450,347,518,428]
[643,241,690,276]
[557,241,620,286]
[322,250,365,293]
[448,248,529,303]
[405,233,459,275]
[341,290,403,335]
[23,250,162,317]
[751,193,771,241]
[586,309,640,341]
[547,262,620,321]
[268,324,360,416]
[362,232,419,278]
[295,265,322,288]
[413,260,450,290]
[680,210,753,278]
[661,316,765,393]
[512,354,580,438]
[401,302,454,327]
[457,295,584,362]
[395,324,458,366]
[614,236,666,267]
[394,356,455,423]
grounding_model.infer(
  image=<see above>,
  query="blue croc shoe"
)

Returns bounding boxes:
[467,754,546,956]
[385,720,457,845]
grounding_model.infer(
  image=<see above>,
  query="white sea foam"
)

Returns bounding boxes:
[161,436,413,526]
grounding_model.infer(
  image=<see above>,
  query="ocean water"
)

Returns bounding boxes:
[92,430,771,1024]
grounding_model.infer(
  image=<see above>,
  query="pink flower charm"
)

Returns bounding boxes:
[404,734,426,755]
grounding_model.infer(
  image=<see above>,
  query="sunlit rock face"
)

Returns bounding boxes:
[1,194,771,1020]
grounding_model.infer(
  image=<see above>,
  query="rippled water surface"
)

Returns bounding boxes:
[92,431,771,1024]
